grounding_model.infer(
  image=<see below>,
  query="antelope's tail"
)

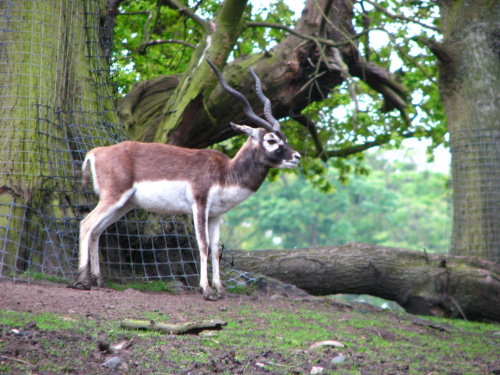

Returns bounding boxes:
[81,154,98,194]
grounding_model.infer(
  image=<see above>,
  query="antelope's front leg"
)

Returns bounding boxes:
[193,204,217,301]
[208,216,225,299]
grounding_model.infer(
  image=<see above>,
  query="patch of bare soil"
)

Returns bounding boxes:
[0,281,499,374]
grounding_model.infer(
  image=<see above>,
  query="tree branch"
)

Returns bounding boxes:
[414,36,453,63]
[291,114,328,162]
[362,0,440,32]
[325,131,416,158]
[161,0,209,31]
[292,111,419,160]
[325,138,388,158]
[318,0,334,38]
[120,319,228,334]
[349,61,410,125]
[139,39,196,54]
[246,21,356,48]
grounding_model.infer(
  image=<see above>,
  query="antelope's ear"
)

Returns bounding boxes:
[231,123,259,140]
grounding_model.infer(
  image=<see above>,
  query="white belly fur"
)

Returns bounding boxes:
[131,180,194,214]
[130,181,254,217]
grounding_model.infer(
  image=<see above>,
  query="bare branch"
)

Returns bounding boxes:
[293,115,420,161]
[246,21,353,48]
[318,0,334,38]
[162,0,209,31]
[326,139,387,158]
[291,114,328,162]
[282,71,327,107]
[383,32,438,85]
[414,36,452,63]
[315,41,360,129]
[362,0,440,32]
[313,0,358,50]
[325,132,416,158]
[139,39,196,54]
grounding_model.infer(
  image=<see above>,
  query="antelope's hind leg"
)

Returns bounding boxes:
[73,190,136,289]
[88,201,135,287]
[72,209,97,290]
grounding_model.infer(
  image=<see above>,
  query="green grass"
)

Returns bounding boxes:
[0,303,498,374]
[11,270,66,284]
[0,310,79,331]
[105,279,176,293]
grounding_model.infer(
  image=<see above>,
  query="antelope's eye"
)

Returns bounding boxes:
[267,139,278,145]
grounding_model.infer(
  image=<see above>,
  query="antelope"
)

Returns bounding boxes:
[74,60,301,300]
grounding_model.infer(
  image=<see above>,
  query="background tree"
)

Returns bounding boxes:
[435,1,500,261]
[222,152,449,252]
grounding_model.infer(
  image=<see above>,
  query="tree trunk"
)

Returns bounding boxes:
[228,242,500,322]
[152,0,250,147]
[437,1,500,261]
[0,0,121,277]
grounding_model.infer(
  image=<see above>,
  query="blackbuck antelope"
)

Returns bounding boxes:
[74,60,301,300]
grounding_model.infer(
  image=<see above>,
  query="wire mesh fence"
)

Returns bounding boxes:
[0,0,254,291]
[450,128,500,263]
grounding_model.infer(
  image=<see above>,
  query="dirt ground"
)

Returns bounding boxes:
[0,281,499,374]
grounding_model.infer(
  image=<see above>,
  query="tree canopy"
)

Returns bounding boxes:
[113,0,446,185]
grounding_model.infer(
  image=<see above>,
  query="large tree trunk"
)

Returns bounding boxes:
[0,0,121,277]
[229,242,500,323]
[437,1,500,261]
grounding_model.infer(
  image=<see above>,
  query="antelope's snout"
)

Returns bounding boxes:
[279,150,301,169]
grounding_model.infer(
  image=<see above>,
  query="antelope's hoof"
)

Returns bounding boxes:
[203,290,218,301]
[217,290,227,300]
[91,275,104,288]
[68,281,91,290]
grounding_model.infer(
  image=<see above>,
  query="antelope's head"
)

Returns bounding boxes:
[207,60,301,170]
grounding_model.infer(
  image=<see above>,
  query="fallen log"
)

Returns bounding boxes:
[228,242,500,322]
[120,319,228,334]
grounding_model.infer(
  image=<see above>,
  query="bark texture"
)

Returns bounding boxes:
[0,0,119,275]
[438,1,500,261]
[229,242,500,322]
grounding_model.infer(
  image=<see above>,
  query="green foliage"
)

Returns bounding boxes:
[222,150,450,252]
[113,0,213,94]
[113,0,295,94]
[113,0,447,187]
[237,0,295,57]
